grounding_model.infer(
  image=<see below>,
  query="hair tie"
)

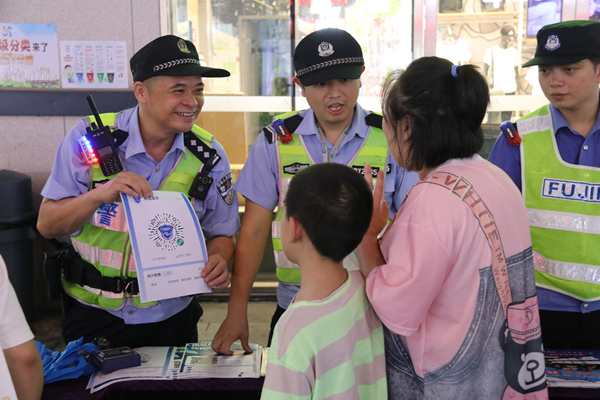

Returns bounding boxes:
[451,64,459,78]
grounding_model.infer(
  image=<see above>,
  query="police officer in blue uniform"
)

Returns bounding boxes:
[211,28,419,355]
[37,35,240,348]
[489,21,600,350]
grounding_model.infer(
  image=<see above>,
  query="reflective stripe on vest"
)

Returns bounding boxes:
[521,104,600,300]
[67,113,213,310]
[271,112,389,283]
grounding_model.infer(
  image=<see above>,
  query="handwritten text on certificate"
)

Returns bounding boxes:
[121,191,210,303]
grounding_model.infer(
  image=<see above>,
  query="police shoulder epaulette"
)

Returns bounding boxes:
[183,131,221,173]
[111,129,129,147]
[263,114,304,144]
[365,113,383,129]
[84,114,129,148]
[263,125,277,144]
[283,114,303,133]
[108,109,133,147]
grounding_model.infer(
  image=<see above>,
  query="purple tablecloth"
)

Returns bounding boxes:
[549,387,600,399]
[42,376,264,400]
[41,376,600,399]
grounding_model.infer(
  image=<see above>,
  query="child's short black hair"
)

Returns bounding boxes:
[382,56,488,172]
[284,163,373,263]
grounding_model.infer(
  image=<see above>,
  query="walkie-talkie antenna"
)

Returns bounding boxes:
[86,95,104,129]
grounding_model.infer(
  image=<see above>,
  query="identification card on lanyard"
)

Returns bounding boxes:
[316,122,352,163]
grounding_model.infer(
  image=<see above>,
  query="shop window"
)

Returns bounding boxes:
[166,0,414,165]
[435,0,559,157]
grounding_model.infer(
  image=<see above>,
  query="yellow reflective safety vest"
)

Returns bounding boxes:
[66,111,215,310]
[271,110,389,284]
[520,104,600,300]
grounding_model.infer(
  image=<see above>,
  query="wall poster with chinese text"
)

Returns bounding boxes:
[60,41,128,89]
[0,23,60,88]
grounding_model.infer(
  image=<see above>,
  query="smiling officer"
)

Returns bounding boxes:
[37,35,240,348]
[211,28,419,355]
[489,20,600,350]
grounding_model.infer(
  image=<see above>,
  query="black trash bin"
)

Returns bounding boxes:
[0,170,37,319]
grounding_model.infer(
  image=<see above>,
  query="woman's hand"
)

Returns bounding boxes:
[364,164,389,237]
[356,164,388,278]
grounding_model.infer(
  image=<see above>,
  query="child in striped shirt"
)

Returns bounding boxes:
[261,163,387,400]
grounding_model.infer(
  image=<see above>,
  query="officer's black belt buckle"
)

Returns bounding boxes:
[63,251,140,295]
[114,278,139,295]
[78,273,140,296]
[81,273,139,296]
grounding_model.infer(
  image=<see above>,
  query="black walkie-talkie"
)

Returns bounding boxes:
[77,95,124,176]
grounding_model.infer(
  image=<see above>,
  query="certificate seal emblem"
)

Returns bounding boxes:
[148,213,185,251]
[159,224,174,240]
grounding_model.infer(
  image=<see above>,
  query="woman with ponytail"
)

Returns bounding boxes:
[356,57,548,399]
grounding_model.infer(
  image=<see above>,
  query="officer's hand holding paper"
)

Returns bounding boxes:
[121,191,210,302]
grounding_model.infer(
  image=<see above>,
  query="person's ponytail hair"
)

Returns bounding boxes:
[382,57,489,172]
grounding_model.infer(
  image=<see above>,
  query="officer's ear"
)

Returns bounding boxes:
[133,81,148,104]
[292,77,306,97]
[594,60,600,84]
[360,65,365,88]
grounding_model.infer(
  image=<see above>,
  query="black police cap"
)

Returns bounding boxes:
[523,20,600,67]
[130,35,230,82]
[293,28,364,87]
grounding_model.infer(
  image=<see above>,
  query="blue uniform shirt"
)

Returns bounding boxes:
[42,106,240,323]
[236,104,420,309]
[488,100,600,313]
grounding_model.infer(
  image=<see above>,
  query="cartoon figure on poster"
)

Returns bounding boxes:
[64,64,75,83]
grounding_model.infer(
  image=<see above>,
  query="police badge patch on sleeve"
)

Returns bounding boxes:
[217,172,234,206]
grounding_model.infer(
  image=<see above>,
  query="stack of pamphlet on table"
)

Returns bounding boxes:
[545,349,600,388]
[87,342,266,393]
[175,342,263,379]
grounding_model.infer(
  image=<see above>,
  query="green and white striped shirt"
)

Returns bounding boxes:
[261,270,387,400]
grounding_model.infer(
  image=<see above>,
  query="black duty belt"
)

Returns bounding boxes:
[62,245,139,295]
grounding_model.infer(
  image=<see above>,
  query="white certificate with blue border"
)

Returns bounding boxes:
[121,191,210,303]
